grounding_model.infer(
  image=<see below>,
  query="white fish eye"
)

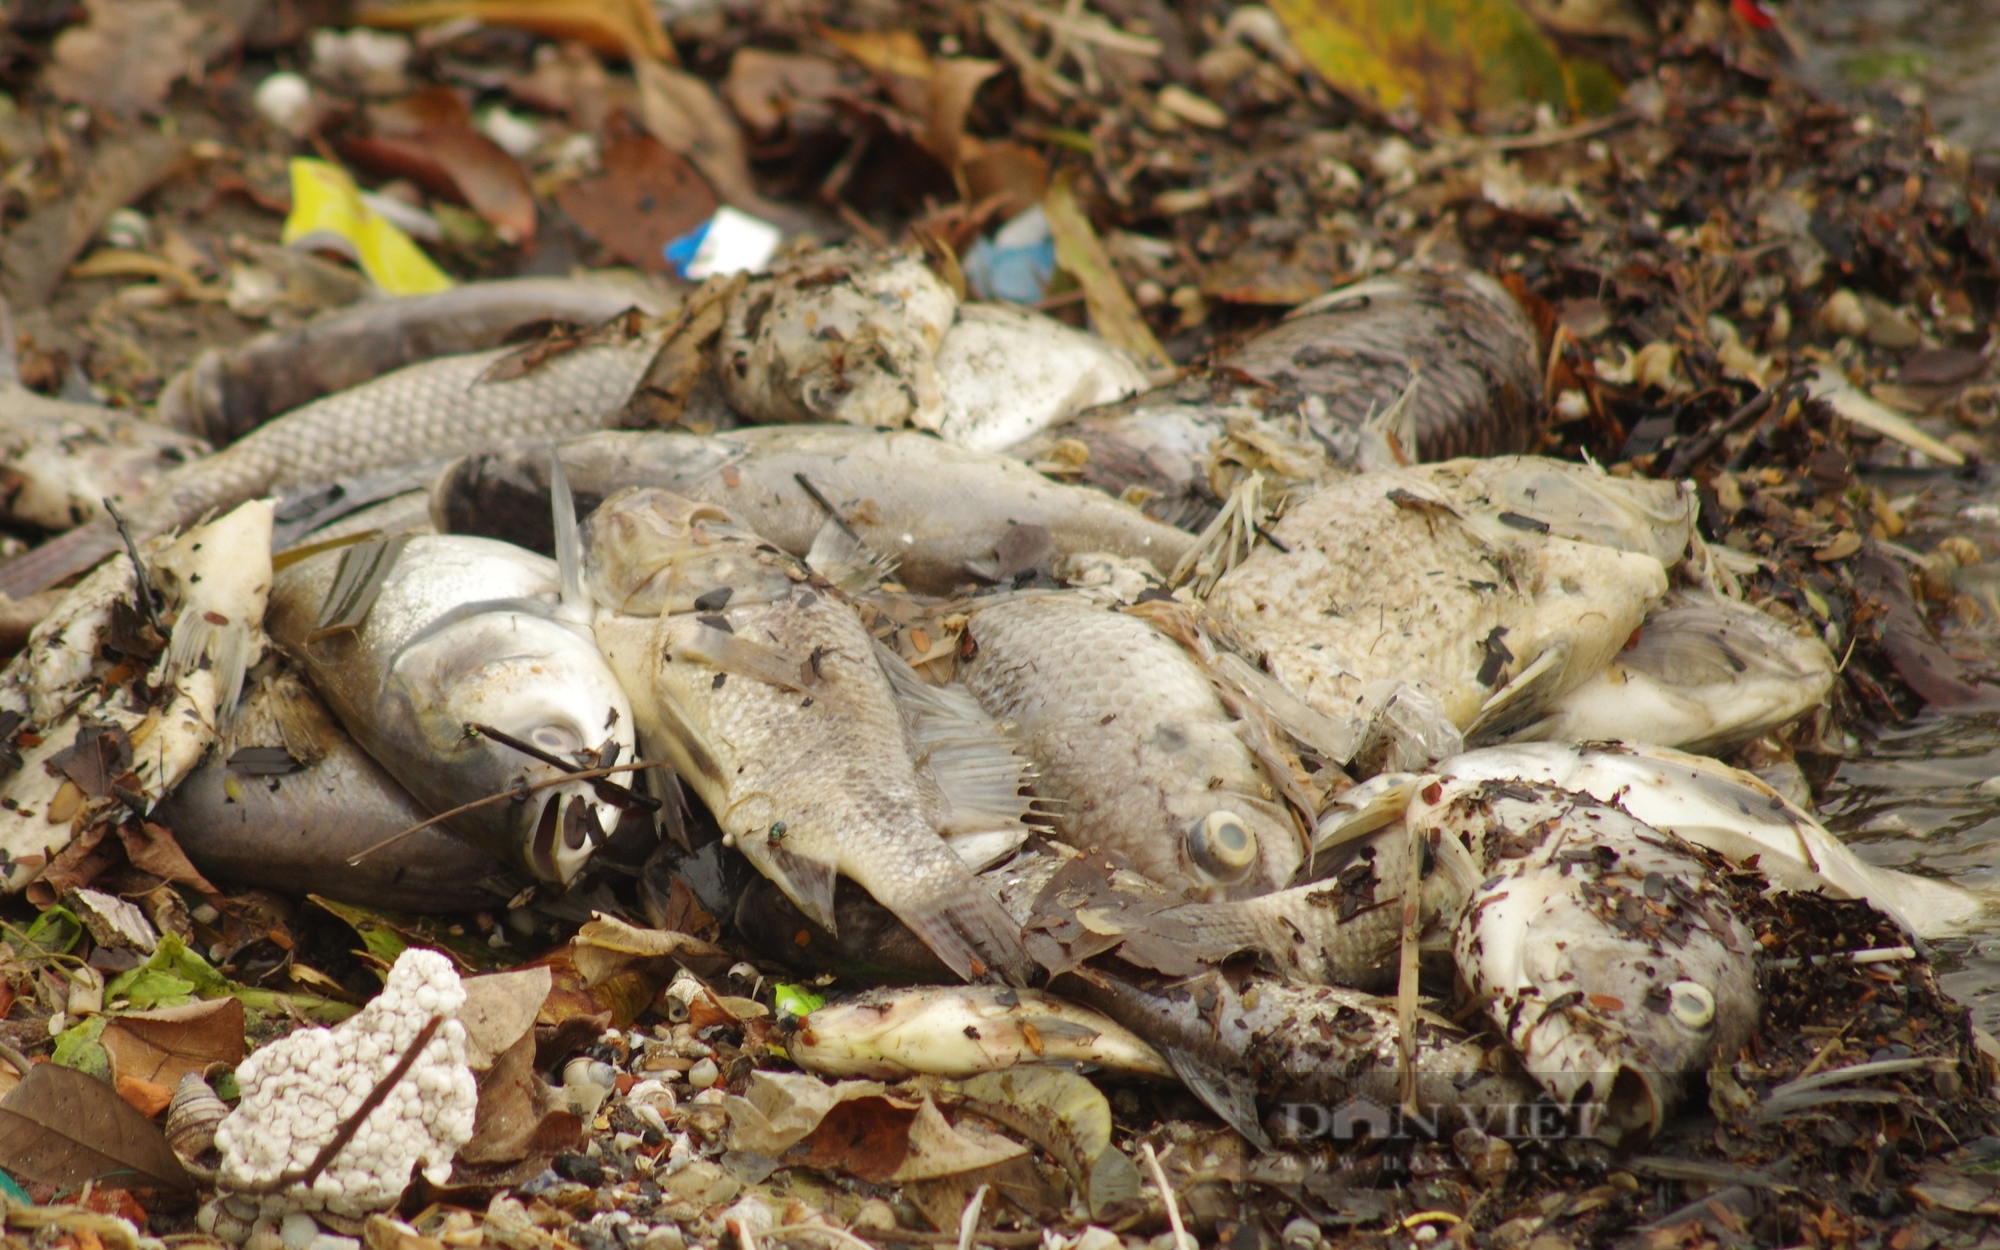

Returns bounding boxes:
[1668,980,1715,1029]
[1189,810,1258,881]
[531,725,583,759]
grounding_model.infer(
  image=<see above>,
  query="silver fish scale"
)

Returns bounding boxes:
[959,594,1300,897]
[129,330,665,536]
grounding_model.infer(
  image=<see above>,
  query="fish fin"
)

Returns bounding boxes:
[0,519,119,600]
[877,641,1034,836]
[676,624,814,693]
[804,518,896,591]
[1312,772,1423,856]
[551,446,587,617]
[876,867,1034,986]
[757,840,841,933]
[1465,640,1572,744]
[942,826,1031,873]
[1210,649,1360,764]
[1162,1045,1272,1151]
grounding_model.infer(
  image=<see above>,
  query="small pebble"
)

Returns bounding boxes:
[278,1214,319,1250]
[304,1237,359,1250]
[1281,1218,1321,1250]
[688,1057,719,1089]
[641,1228,685,1250]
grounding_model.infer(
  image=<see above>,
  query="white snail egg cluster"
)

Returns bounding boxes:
[215,949,477,1216]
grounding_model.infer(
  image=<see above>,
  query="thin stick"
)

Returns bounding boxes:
[1396,822,1425,1115]
[232,1015,442,1194]
[465,722,660,812]
[101,499,162,639]
[1140,1143,1190,1250]
[345,761,671,865]
[954,1184,988,1250]
[793,473,862,545]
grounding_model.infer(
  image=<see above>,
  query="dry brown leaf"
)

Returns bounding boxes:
[347,88,538,245]
[457,1031,582,1167]
[0,1062,192,1190]
[926,57,1003,181]
[508,41,613,131]
[634,54,786,223]
[100,998,245,1089]
[47,0,205,117]
[724,48,845,137]
[556,125,716,271]
[458,967,551,1071]
[817,26,934,82]
[117,822,220,895]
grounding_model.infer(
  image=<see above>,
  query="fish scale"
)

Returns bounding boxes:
[0,325,669,600]
[958,594,1303,897]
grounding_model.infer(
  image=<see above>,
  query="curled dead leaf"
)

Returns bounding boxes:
[47,0,205,117]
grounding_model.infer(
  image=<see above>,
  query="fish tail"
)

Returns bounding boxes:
[0,519,119,600]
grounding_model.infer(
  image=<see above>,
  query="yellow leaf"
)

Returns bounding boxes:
[1043,171,1172,381]
[1267,0,1572,122]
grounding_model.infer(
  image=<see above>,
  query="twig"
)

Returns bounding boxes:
[464,722,660,812]
[1140,1143,1191,1250]
[794,473,862,545]
[1662,370,1799,477]
[231,1015,442,1195]
[1396,821,1424,1114]
[1768,945,1915,970]
[345,761,671,864]
[101,499,163,639]
[734,1216,759,1250]
[0,1042,32,1078]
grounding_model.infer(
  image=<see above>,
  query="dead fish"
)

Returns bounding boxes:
[431,425,1194,594]
[0,500,275,893]
[932,303,1148,452]
[160,666,519,913]
[1004,267,1544,527]
[1514,591,1836,753]
[1206,459,1668,745]
[718,247,958,430]
[1431,741,1995,939]
[0,384,209,531]
[266,533,635,886]
[158,276,670,446]
[789,985,1172,1080]
[1220,267,1543,462]
[958,593,1305,898]
[1433,456,1693,567]
[1071,968,1537,1149]
[1416,778,1759,1143]
[581,487,1034,983]
[0,317,672,601]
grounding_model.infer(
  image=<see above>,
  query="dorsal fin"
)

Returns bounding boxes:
[550,446,586,618]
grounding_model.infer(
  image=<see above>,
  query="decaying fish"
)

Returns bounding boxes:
[1072,968,1538,1148]
[581,487,1034,983]
[266,534,635,886]
[1206,459,1670,744]
[0,384,209,531]
[1516,592,1836,753]
[431,426,1194,594]
[718,248,958,430]
[1000,268,1543,530]
[1415,778,1759,1143]
[958,593,1305,898]
[0,317,674,600]
[158,276,670,445]
[1219,267,1544,462]
[161,667,517,912]
[789,985,1172,1080]
[0,500,274,892]
[932,304,1148,452]
[1429,741,1994,939]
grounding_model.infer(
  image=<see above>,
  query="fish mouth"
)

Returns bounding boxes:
[527,786,618,885]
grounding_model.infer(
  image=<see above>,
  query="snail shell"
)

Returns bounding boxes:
[166,1071,228,1161]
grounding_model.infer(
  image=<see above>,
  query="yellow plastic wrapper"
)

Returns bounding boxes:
[280,158,454,296]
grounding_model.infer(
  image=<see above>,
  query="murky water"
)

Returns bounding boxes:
[1820,465,2000,1029]
[1786,0,2000,155]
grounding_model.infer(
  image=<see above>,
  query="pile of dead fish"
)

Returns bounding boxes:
[0,245,1987,1224]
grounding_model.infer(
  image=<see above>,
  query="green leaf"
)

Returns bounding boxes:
[1268,0,1574,122]
[774,984,826,1019]
[306,895,513,973]
[11,907,83,958]
[51,1015,108,1079]
[103,935,355,1025]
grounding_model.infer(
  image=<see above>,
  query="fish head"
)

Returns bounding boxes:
[580,487,798,615]
[389,608,636,885]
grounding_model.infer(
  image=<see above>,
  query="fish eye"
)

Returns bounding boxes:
[532,725,583,759]
[1188,810,1258,882]
[1667,981,1715,1029]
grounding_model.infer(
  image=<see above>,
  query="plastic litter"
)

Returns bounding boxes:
[963,204,1056,304]
[662,206,783,280]
[280,158,454,297]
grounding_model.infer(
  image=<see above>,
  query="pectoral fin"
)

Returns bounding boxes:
[1465,639,1571,743]
[745,838,841,934]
